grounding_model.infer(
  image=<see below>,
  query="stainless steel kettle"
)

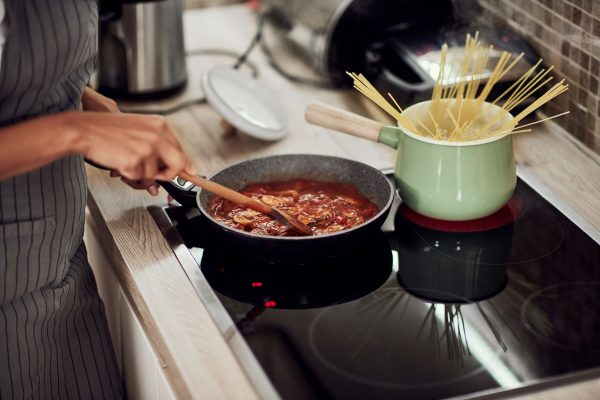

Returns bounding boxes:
[98,0,187,99]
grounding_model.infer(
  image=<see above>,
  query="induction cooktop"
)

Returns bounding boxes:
[149,167,600,400]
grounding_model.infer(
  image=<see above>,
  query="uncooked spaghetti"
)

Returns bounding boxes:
[347,33,569,142]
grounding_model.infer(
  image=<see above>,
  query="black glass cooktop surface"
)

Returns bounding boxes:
[160,178,600,400]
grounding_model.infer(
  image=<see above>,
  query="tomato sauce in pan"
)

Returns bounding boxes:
[208,179,379,236]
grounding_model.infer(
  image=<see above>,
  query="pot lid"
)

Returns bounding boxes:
[202,66,289,141]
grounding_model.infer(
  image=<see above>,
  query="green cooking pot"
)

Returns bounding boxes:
[306,100,516,221]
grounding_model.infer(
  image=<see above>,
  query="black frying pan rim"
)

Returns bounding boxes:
[195,154,395,241]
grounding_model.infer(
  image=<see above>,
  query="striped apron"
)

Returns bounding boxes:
[0,1,124,398]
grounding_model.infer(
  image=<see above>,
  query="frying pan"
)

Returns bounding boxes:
[162,154,395,255]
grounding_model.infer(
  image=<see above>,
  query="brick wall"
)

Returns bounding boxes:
[474,0,600,153]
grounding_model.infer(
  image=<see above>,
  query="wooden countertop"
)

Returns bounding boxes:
[86,5,600,399]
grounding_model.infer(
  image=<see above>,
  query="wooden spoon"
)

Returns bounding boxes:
[178,171,313,236]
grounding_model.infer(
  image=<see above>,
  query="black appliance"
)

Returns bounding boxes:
[149,170,600,400]
[262,0,538,105]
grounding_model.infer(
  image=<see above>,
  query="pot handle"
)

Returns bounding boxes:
[305,101,402,149]
[378,126,402,150]
[305,101,383,142]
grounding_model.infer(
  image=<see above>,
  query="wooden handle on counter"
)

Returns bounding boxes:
[178,172,273,215]
[305,101,384,142]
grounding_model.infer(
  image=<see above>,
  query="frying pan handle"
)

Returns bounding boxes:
[85,158,200,207]
[159,178,200,207]
[305,101,384,142]
[85,158,111,170]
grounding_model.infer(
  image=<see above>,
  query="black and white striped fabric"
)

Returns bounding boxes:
[0,1,124,398]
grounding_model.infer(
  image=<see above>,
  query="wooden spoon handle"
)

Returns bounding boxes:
[305,100,384,142]
[178,172,272,215]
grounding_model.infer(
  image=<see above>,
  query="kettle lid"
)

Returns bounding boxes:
[202,66,289,141]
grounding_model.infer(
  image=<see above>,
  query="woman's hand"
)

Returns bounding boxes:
[68,111,193,182]
[80,88,182,195]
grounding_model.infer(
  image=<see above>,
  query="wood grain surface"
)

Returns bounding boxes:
[513,121,600,229]
[87,172,260,399]
[85,5,600,399]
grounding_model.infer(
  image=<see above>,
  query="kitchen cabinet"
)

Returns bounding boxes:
[84,211,176,400]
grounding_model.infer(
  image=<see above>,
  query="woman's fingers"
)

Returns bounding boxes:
[143,154,159,180]
[154,144,188,181]
[115,115,182,149]
[184,161,197,176]
[119,177,160,196]
[120,163,144,181]
[119,177,151,189]
[147,184,160,196]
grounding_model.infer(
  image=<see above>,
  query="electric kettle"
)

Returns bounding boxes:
[98,0,187,99]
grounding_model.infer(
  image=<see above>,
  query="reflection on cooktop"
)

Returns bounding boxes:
[200,232,392,310]
[161,177,600,400]
[308,287,507,390]
[398,193,525,233]
[522,282,600,354]
[393,186,565,266]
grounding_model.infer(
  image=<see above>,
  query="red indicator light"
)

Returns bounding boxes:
[251,282,263,287]
[264,300,277,308]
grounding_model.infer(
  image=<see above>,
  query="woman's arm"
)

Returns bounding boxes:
[0,112,80,180]
[81,87,119,113]
[0,111,192,181]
